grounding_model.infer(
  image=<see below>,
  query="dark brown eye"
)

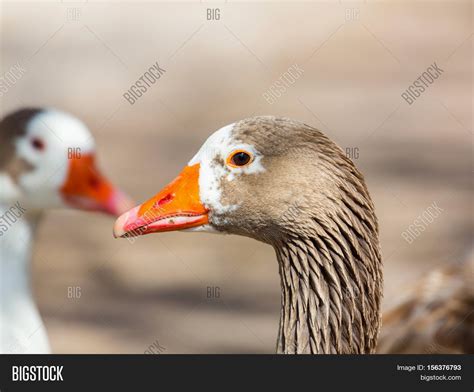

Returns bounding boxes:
[31,138,45,151]
[228,150,252,167]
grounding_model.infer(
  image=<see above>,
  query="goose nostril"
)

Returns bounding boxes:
[154,193,174,209]
[89,177,100,189]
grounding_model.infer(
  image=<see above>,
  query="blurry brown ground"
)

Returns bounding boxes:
[0,1,472,353]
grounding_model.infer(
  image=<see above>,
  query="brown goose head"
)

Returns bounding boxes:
[114,116,383,354]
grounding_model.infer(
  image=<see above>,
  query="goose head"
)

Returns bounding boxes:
[113,116,353,241]
[0,108,133,215]
[114,116,382,354]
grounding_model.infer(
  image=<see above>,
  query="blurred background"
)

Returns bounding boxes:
[0,1,472,353]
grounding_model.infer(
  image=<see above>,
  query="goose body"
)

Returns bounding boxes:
[115,116,382,353]
[0,108,133,353]
[378,250,474,354]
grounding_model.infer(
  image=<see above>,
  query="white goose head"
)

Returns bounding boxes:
[0,108,133,215]
[114,116,382,354]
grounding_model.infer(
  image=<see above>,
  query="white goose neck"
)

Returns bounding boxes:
[0,201,37,293]
[0,201,49,353]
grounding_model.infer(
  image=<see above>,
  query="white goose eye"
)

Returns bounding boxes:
[227,150,253,168]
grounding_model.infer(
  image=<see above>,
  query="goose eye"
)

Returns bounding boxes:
[31,138,45,151]
[228,150,253,167]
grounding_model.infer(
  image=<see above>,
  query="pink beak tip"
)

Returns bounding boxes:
[113,211,129,238]
[113,204,141,238]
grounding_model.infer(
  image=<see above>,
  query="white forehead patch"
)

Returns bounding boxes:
[188,122,265,215]
[189,123,234,167]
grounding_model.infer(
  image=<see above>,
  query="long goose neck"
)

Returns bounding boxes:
[0,202,50,353]
[0,202,40,300]
[274,218,382,354]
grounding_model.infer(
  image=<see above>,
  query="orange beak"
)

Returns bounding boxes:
[113,163,208,238]
[60,153,134,216]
